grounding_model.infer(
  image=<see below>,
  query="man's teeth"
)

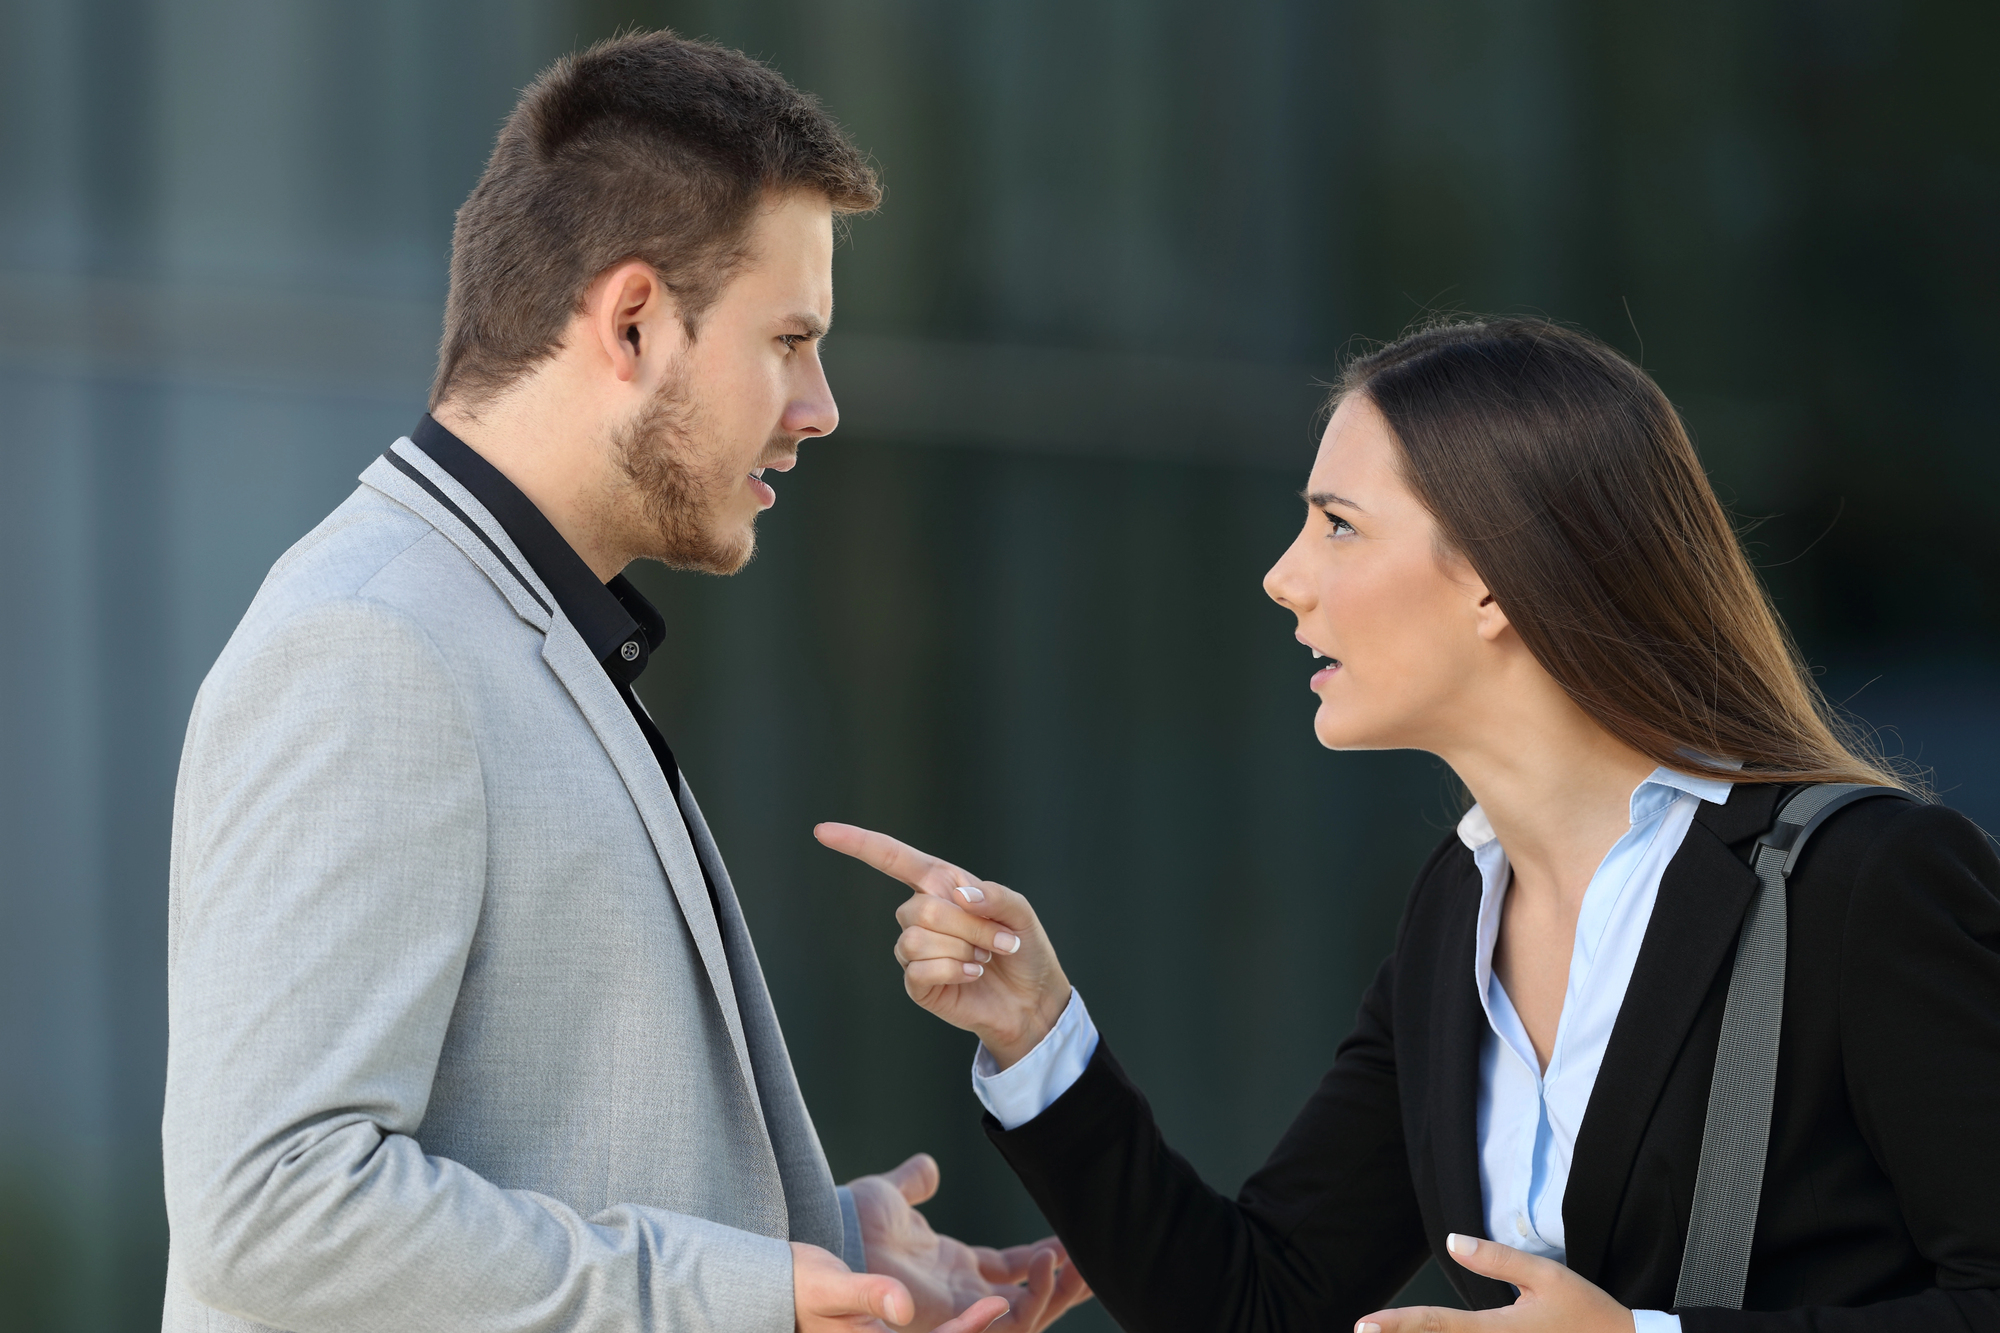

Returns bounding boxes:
[751,468,766,479]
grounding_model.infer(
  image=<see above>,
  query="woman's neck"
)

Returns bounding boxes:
[1440,684,1660,910]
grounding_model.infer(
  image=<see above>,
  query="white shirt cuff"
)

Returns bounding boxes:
[970,988,1098,1130]
[1631,1311,1682,1333]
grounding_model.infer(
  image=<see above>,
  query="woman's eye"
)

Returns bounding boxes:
[1325,513,1356,536]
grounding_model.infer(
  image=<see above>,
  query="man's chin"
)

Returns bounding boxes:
[703,536,755,576]
[648,520,756,576]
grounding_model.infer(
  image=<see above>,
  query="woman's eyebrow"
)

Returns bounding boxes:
[1303,490,1366,512]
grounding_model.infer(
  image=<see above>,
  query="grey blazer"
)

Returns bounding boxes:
[162,439,861,1333]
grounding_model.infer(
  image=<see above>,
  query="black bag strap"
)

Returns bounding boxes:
[1673,782,1911,1310]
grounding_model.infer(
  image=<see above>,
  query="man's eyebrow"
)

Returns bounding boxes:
[788,313,830,339]
[1303,490,1366,512]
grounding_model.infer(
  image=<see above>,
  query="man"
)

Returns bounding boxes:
[162,30,1090,1333]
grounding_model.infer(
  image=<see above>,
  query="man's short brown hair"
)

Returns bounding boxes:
[431,30,880,410]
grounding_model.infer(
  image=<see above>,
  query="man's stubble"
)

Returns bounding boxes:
[614,365,759,576]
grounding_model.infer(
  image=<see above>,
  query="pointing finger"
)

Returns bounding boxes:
[816,823,980,901]
[815,822,943,890]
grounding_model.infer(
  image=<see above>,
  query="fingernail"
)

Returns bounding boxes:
[994,931,1021,954]
[956,884,986,903]
[974,948,993,963]
[1447,1232,1476,1256]
[963,962,984,978]
[1357,1324,1381,1333]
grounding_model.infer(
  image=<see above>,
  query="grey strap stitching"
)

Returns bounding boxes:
[1674,783,1895,1309]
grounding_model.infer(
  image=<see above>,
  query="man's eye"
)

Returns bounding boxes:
[780,334,805,350]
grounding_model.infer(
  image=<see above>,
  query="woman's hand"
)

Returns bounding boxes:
[1356,1234,1634,1333]
[814,823,1071,1067]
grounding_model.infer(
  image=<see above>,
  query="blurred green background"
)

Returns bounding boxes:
[2,0,1995,1328]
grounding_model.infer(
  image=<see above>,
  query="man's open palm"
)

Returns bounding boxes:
[849,1154,1092,1333]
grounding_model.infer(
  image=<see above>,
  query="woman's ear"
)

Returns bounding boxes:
[1473,586,1512,642]
[1443,548,1511,643]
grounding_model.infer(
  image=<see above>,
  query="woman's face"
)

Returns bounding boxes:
[1263,393,1499,752]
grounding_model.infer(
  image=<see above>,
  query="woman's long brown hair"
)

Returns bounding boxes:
[1341,316,1905,790]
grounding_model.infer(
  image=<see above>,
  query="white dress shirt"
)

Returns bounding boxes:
[971,768,1730,1332]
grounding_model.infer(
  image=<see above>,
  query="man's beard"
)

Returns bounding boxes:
[613,368,756,575]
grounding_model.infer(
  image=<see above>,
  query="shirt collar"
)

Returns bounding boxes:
[1462,764,1736,1083]
[1455,766,1736,852]
[410,414,660,687]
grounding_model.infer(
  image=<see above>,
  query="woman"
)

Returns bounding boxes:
[816,318,2000,1333]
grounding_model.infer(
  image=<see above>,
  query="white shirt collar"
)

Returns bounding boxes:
[1455,766,1736,852]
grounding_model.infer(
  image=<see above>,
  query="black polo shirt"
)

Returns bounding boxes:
[410,414,692,805]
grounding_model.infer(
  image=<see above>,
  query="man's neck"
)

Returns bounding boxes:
[432,390,630,582]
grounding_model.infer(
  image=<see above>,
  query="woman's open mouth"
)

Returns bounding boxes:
[1308,645,1342,688]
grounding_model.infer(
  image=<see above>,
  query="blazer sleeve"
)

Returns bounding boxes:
[163,598,795,1333]
[1681,801,2000,1333]
[984,949,1431,1333]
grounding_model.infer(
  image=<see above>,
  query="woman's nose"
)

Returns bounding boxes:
[1263,528,1315,610]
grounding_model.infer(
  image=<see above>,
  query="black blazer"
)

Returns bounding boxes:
[988,786,2000,1331]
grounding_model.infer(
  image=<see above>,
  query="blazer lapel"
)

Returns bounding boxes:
[362,443,767,1127]
[1426,858,1520,1308]
[538,625,766,1124]
[1561,784,1777,1284]
[673,777,846,1252]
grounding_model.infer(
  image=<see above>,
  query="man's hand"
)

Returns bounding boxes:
[848,1153,1092,1333]
[793,1241,1008,1333]
[1355,1234,1635,1333]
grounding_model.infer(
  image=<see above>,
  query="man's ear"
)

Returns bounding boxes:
[585,260,684,384]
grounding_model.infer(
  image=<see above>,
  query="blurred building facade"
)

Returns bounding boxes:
[2,0,1994,1327]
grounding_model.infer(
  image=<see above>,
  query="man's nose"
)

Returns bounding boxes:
[785,358,839,438]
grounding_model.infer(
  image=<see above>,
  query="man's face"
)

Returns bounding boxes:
[617,191,838,573]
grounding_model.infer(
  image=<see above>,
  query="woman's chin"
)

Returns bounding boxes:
[1313,698,1398,752]
[1313,705,1359,751]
